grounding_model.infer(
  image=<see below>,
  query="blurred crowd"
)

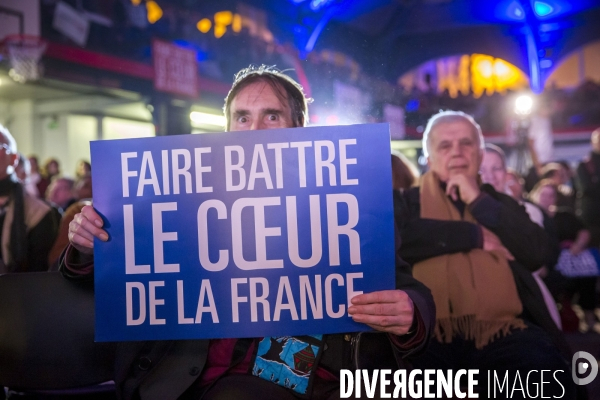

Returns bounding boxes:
[0,128,93,275]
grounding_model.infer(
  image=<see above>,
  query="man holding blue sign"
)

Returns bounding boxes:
[62,65,434,399]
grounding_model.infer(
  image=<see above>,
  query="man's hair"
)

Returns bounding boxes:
[422,110,485,158]
[223,65,311,131]
[0,124,18,154]
[484,143,507,169]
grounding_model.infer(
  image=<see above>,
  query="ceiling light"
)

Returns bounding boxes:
[534,1,554,17]
[514,95,533,115]
[190,111,226,127]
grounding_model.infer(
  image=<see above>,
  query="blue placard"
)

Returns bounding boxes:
[91,123,395,342]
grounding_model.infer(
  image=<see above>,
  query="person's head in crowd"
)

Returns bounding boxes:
[74,175,92,200]
[0,124,19,181]
[529,179,557,217]
[541,162,564,186]
[28,155,40,174]
[47,177,75,209]
[391,152,420,190]
[224,65,311,132]
[15,153,31,183]
[505,168,525,200]
[556,160,573,183]
[592,127,600,154]
[43,158,60,178]
[422,110,484,182]
[480,144,507,193]
[75,160,91,179]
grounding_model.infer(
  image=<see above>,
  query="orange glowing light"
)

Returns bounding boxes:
[197,18,212,33]
[146,0,163,24]
[479,59,494,78]
[232,14,242,33]
[214,11,232,38]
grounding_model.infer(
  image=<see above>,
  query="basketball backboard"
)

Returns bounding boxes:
[0,0,40,42]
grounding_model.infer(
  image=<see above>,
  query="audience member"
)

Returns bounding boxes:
[530,179,557,216]
[397,110,574,398]
[37,158,60,199]
[47,177,77,213]
[531,180,599,333]
[45,158,60,177]
[542,162,576,213]
[0,125,59,273]
[480,144,561,329]
[28,155,43,198]
[505,168,526,200]
[526,178,562,275]
[557,160,578,199]
[577,128,600,247]
[75,160,91,180]
[15,153,39,198]
[391,152,419,190]
[60,65,435,400]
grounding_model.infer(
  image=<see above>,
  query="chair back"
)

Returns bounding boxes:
[0,272,116,390]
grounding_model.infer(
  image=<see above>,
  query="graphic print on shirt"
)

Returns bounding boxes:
[252,335,323,395]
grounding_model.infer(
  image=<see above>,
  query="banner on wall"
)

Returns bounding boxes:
[153,39,198,98]
[91,123,395,342]
[53,1,90,47]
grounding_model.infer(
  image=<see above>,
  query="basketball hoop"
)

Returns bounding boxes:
[0,35,47,83]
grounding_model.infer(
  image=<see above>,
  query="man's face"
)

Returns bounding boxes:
[0,137,17,181]
[427,120,483,182]
[229,81,293,131]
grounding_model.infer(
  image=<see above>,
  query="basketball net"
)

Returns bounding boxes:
[3,35,47,83]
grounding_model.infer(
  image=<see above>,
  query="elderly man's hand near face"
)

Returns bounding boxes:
[445,172,481,204]
[348,290,414,336]
[445,171,516,261]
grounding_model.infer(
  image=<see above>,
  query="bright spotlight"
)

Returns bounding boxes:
[514,95,533,116]
[190,111,226,127]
